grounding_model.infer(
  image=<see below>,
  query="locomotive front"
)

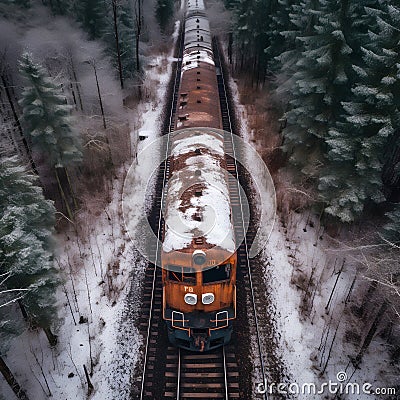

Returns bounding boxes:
[162,129,237,352]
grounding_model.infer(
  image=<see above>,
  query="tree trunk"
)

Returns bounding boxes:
[353,300,388,366]
[134,0,143,98]
[69,81,78,110]
[358,280,378,317]
[43,327,58,347]
[135,0,142,72]
[112,0,124,89]
[228,32,233,64]
[17,300,29,321]
[63,167,78,210]
[55,168,74,221]
[0,74,38,174]
[0,356,30,400]
[93,64,106,129]
[69,55,83,112]
[83,364,94,395]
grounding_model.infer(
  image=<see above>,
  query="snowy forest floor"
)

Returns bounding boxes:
[230,76,399,399]
[0,22,178,400]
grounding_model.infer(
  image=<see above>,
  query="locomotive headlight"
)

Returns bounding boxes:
[184,293,198,305]
[202,293,215,305]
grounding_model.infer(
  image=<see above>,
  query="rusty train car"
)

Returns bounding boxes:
[161,0,237,352]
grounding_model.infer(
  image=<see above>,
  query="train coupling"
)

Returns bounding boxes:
[193,330,208,352]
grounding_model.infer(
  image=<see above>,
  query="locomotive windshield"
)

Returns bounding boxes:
[202,263,231,284]
[167,266,196,284]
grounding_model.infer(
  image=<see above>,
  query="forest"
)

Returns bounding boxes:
[216,0,400,386]
[222,0,400,332]
[0,0,399,398]
[0,0,174,396]
[223,0,400,227]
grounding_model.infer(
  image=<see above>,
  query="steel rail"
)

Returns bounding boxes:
[214,39,269,400]
[176,348,181,400]
[222,346,229,400]
[139,17,185,400]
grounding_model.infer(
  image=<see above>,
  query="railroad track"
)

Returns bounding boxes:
[215,38,291,398]
[132,16,184,400]
[163,346,240,399]
[213,38,270,400]
[132,20,276,400]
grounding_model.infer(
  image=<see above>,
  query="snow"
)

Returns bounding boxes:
[186,0,205,13]
[181,49,215,73]
[185,16,210,32]
[0,19,179,400]
[163,130,235,253]
[170,130,224,156]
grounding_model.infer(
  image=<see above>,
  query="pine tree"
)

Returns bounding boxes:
[266,0,295,72]
[41,0,69,15]
[156,0,174,33]
[274,0,319,104]
[0,0,31,7]
[321,2,400,221]
[0,283,24,354]
[71,0,105,40]
[18,53,82,169]
[384,204,400,243]
[230,0,274,81]
[18,52,82,219]
[281,0,353,176]
[102,0,136,85]
[223,0,238,8]
[0,157,59,345]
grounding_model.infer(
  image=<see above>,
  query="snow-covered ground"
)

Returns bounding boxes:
[0,23,178,400]
[230,78,398,399]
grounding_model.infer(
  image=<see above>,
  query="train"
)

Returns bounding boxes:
[161,0,237,352]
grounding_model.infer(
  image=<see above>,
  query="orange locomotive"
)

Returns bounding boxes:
[161,0,237,351]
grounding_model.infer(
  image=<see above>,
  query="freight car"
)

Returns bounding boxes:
[161,0,237,351]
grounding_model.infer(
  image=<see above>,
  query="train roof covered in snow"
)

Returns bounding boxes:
[186,0,205,15]
[162,129,235,254]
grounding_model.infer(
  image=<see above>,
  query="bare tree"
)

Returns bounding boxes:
[133,0,143,82]
[66,47,84,112]
[84,59,107,129]
[112,0,124,89]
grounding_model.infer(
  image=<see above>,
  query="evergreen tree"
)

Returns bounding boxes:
[321,2,400,221]
[41,0,69,15]
[71,0,106,40]
[265,0,295,72]
[102,0,136,83]
[0,0,30,7]
[230,0,274,81]
[223,0,238,9]
[383,204,400,242]
[274,0,318,102]
[14,0,30,7]
[0,283,24,354]
[0,157,59,344]
[18,52,83,169]
[18,52,82,219]
[282,0,354,177]
[156,0,174,33]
